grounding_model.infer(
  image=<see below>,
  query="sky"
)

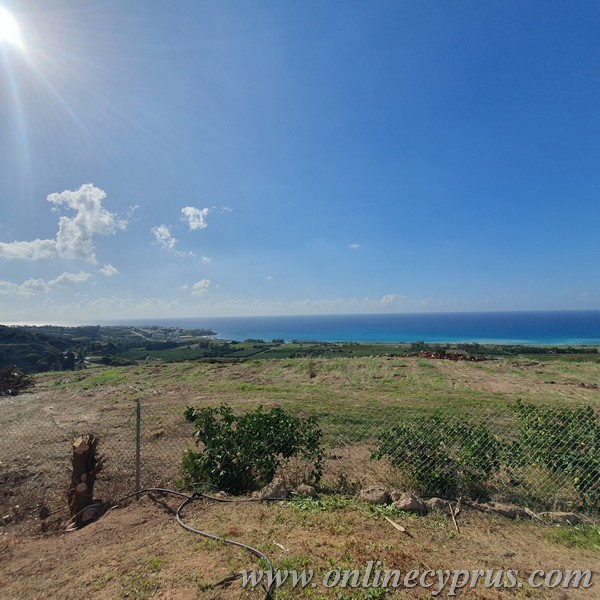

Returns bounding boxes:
[0,0,599,322]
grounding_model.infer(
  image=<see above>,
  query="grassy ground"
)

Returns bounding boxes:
[2,355,600,598]
[3,355,599,519]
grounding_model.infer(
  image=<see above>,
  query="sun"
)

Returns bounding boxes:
[0,6,24,50]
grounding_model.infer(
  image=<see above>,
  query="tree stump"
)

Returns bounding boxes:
[68,434,100,520]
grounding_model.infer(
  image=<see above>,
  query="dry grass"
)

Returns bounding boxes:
[2,356,599,527]
[1,494,599,599]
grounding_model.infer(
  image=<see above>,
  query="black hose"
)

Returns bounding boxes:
[113,488,277,599]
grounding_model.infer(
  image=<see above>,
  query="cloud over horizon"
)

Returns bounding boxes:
[0,271,92,297]
[0,184,127,264]
[47,271,92,287]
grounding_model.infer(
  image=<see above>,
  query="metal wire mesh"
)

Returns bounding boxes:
[2,356,599,530]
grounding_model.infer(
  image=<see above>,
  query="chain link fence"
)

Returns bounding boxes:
[1,357,599,530]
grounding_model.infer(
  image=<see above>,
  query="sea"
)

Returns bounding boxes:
[100,311,600,346]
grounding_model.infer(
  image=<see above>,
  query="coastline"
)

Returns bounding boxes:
[2,309,600,346]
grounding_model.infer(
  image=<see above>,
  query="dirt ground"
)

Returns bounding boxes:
[1,494,598,599]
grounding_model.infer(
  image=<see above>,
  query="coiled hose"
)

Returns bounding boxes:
[110,487,282,599]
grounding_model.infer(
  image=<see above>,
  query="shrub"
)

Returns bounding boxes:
[371,415,502,499]
[181,404,323,494]
[512,400,600,509]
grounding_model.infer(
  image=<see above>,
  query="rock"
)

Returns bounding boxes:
[358,487,390,505]
[294,484,317,498]
[538,512,582,525]
[426,497,448,512]
[389,490,404,502]
[488,503,518,519]
[392,493,428,515]
[253,477,289,500]
[473,502,533,520]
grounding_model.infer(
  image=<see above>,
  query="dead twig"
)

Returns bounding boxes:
[384,515,413,537]
[448,501,461,534]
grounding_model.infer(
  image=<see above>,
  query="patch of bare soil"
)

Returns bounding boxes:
[1,496,598,599]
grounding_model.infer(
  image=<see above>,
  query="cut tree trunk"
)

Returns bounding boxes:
[0,365,34,396]
[68,434,100,519]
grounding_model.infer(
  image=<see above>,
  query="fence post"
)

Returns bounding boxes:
[135,400,141,493]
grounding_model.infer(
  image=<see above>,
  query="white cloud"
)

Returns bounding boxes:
[0,278,48,297]
[48,271,92,287]
[0,184,126,263]
[99,263,119,277]
[182,206,210,231]
[379,293,406,306]
[0,239,56,260]
[63,296,180,315]
[191,279,211,297]
[265,275,273,281]
[0,271,92,297]
[201,256,212,264]
[348,243,361,250]
[151,224,195,257]
[151,224,178,251]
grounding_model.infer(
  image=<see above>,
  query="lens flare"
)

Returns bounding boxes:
[0,6,24,50]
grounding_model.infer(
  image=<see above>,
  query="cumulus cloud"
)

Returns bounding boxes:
[99,263,119,277]
[48,271,92,287]
[0,184,126,263]
[151,224,195,257]
[191,279,211,297]
[0,278,47,297]
[0,271,92,297]
[0,239,56,260]
[348,243,361,250]
[181,206,210,231]
[379,294,407,306]
[151,224,178,251]
[201,256,212,264]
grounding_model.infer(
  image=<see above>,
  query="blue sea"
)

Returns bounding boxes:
[103,311,600,346]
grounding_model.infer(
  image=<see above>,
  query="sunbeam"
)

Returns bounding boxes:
[0,6,24,50]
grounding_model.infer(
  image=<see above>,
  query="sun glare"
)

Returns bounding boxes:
[0,6,24,50]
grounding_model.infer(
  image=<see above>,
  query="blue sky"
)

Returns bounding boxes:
[1,0,599,321]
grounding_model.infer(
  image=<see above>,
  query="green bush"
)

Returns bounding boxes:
[512,400,600,509]
[181,404,323,494]
[371,415,502,499]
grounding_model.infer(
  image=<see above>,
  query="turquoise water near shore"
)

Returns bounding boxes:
[104,311,600,345]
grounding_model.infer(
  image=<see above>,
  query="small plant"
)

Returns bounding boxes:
[545,524,600,550]
[120,556,162,598]
[371,415,502,499]
[182,404,323,494]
